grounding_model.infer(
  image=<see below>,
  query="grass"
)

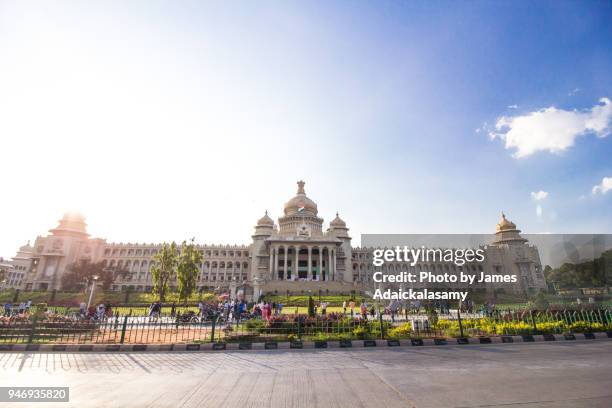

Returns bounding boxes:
[3,289,610,310]
[265,295,366,307]
[0,289,216,306]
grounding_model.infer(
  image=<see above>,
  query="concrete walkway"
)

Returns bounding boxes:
[0,341,610,407]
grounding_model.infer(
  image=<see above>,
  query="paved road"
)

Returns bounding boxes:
[0,341,610,408]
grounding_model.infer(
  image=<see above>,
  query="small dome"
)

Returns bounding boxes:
[330,212,346,228]
[19,241,32,252]
[284,180,318,216]
[257,210,274,226]
[63,211,86,222]
[50,211,89,236]
[496,212,517,232]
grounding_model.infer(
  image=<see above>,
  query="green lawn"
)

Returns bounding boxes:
[0,289,215,306]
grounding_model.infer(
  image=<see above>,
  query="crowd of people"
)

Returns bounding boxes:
[3,300,32,316]
[78,301,113,320]
[3,294,492,325]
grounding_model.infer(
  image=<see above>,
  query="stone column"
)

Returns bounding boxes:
[333,248,337,281]
[294,246,299,281]
[319,247,323,280]
[272,247,277,280]
[283,246,288,281]
[307,247,312,281]
[328,247,332,282]
[269,245,273,280]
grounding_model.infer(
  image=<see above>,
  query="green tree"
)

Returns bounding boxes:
[61,259,113,291]
[177,238,203,304]
[151,242,178,303]
[546,249,611,289]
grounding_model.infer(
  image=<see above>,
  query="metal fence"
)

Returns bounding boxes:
[1,308,610,345]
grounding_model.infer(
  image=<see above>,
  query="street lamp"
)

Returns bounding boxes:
[86,275,99,310]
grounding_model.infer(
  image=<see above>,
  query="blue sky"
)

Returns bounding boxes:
[0,1,611,256]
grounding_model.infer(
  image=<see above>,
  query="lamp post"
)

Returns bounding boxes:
[87,275,99,310]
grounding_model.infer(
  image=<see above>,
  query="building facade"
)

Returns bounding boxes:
[1,243,34,290]
[14,181,547,298]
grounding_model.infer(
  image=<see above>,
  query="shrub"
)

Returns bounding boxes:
[569,321,604,333]
[352,326,366,339]
[245,319,266,331]
[388,323,412,339]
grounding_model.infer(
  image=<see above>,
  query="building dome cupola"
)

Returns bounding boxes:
[253,210,274,238]
[496,212,517,232]
[284,180,318,216]
[49,211,89,237]
[257,210,274,226]
[330,212,346,228]
[493,211,527,245]
[328,211,349,238]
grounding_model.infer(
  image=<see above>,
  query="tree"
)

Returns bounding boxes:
[545,249,611,289]
[61,259,113,291]
[151,242,178,303]
[177,238,203,304]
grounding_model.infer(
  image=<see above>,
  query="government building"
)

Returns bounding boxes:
[4,181,547,299]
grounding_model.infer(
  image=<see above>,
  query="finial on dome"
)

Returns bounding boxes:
[297,180,305,194]
[336,211,339,217]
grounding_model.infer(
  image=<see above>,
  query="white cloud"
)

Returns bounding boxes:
[568,88,581,96]
[489,98,612,158]
[592,177,612,195]
[531,190,549,201]
[507,104,518,109]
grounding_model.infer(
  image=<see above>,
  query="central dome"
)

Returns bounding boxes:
[284,180,318,216]
[496,212,517,232]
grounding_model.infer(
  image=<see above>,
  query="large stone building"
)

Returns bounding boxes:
[0,243,34,290]
[11,181,546,298]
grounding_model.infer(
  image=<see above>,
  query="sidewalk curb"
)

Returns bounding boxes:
[1,332,609,353]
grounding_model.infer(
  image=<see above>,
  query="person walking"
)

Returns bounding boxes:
[170,302,176,318]
[3,302,11,317]
[97,303,106,320]
[360,302,367,320]
[349,300,355,318]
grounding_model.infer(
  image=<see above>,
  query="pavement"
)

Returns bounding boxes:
[0,341,610,408]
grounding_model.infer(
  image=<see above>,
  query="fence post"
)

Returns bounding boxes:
[297,317,301,340]
[28,317,38,344]
[119,315,128,344]
[378,309,384,339]
[210,315,217,343]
